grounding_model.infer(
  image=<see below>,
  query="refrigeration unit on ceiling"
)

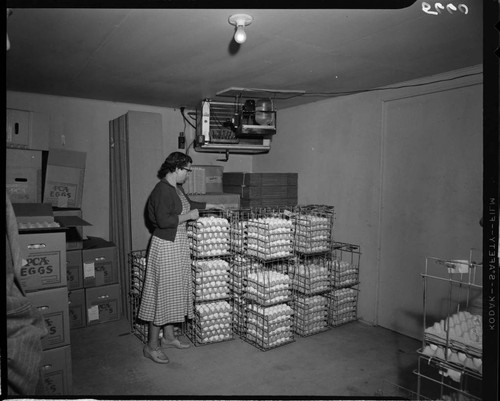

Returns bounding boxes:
[193,87,305,159]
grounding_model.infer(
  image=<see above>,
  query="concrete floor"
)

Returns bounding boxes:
[69,317,423,398]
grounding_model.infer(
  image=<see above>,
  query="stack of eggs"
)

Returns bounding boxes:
[194,301,233,343]
[293,294,328,335]
[192,259,230,301]
[425,311,482,350]
[246,217,293,259]
[245,270,291,306]
[421,342,482,374]
[189,216,230,257]
[328,288,358,326]
[18,221,61,230]
[294,214,331,254]
[290,260,330,295]
[331,259,358,288]
[246,303,294,349]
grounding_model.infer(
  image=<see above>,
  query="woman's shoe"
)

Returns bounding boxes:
[160,337,190,349]
[143,344,170,364]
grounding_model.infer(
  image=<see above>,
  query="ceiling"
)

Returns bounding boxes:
[6,2,483,110]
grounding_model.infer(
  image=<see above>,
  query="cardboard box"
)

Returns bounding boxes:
[26,287,71,350]
[223,184,297,200]
[12,203,55,226]
[183,165,224,194]
[43,148,86,208]
[240,197,298,209]
[82,237,118,288]
[40,345,72,395]
[66,250,83,290]
[6,148,44,203]
[85,283,121,325]
[188,193,241,210]
[68,288,85,329]
[6,108,50,151]
[223,172,298,187]
[18,231,67,292]
[53,208,92,250]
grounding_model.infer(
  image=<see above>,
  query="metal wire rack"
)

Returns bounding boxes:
[128,249,148,343]
[415,249,483,400]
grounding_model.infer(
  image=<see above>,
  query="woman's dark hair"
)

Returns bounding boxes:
[157,152,193,179]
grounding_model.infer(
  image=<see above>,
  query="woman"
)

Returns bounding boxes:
[138,152,223,364]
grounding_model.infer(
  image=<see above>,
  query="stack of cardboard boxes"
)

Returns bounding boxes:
[223,172,298,208]
[183,165,241,209]
[6,110,121,395]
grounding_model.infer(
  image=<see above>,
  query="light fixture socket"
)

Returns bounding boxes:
[228,13,253,44]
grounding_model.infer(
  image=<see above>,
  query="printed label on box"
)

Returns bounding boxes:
[43,312,65,347]
[69,304,84,328]
[94,267,106,286]
[19,250,63,287]
[67,265,82,290]
[97,300,119,321]
[6,183,31,200]
[45,181,79,207]
[83,261,95,278]
[43,370,64,395]
[88,299,119,323]
[88,305,99,322]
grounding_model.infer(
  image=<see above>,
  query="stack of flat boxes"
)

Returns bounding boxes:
[223,172,298,209]
[14,204,73,396]
[7,109,75,395]
[66,235,121,329]
[77,237,121,328]
[184,165,241,209]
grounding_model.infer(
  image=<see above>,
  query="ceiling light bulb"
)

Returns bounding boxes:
[228,14,253,45]
[234,25,247,44]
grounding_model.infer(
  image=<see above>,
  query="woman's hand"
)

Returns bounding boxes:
[188,209,200,220]
[206,203,226,210]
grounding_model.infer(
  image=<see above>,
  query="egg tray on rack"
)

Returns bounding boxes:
[292,211,333,254]
[327,288,358,327]
[246,307,294,330]
[418,344,483,377]
[329,259,359,288]
[292,295,329,336]
[243,270,292,306]
[191,259,231,301]
[244,217,294,260]
[294,319,329,337]
[289,262,330,295]
[244,326,295,351]
[186,301,234,346]
[188,216,231,257]
[186,321,233,345]
[328,308,357,327]
[243,311,295,351]
[423,311,482,359]
[243,304,295,347]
